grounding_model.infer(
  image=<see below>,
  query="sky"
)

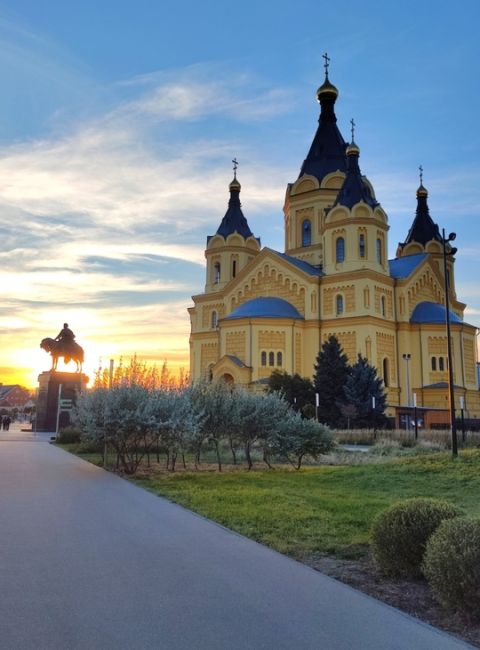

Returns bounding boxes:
[0,0,479,388]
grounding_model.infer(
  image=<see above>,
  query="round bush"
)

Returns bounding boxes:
[371,498,460,578]
[56,426,82,444]
[423,518,480,618]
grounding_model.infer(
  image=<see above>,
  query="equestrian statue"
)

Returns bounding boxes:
[40,323,84,372]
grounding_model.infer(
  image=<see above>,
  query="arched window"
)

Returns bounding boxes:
[208,365,214,382]
[302,219,311,247]
[232,260,237,278]
[261,351,267,366]
[277,351,282,367]
[336,294,344,315]
[431,357,437,371]
[439,357,445,371]
[381,296,386,317]
[359,233,365,258]
[383,358,389,387]
[336,237,345,263]
[211,311,218,329]
[268,351,275,367]
[213,262,221,284]
[376,238,382,264]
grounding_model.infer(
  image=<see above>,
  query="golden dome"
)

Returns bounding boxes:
[316,78,339,101]
[229,177,241,191]
[346,141,360,156]
[416,184,428,198]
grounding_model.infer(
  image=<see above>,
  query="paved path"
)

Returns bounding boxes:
[0,429,473,649]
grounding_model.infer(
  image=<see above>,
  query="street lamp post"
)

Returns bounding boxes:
[402,353,411,406]
[442,228,458,458]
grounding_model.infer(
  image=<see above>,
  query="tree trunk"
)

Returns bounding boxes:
[171,450,177,472]
[229,438,237,464]
[182,452,187,470]
[296,453,304,470]
[263,449,273,469]
[245,442,253,470]
[214,439,222,472]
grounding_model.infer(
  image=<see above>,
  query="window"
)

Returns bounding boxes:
[336,237,345,263]
[336,294,344,315]
[213,262,221,284]
[211,311,218,329]
[261,351,267,366]
[439,357,445,371]
[381,296,386,317]
[302,219,312,247]
[359,233,365,258]
[232,260,237,278]
[277,351,283,367]
[431,357,437,371]
[383,358,389,387]
[268,352,275,367]
[376,238,382,265]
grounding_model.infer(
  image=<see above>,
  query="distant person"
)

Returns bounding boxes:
[4,416,10,431]
[55,323,75,354]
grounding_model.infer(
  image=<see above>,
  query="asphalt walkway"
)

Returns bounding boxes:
[0,424,473,649]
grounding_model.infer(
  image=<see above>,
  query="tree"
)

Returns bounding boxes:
[267,370,315,413]
[313,336,350,427]
[339,354,387,428]
[271,413,333,469]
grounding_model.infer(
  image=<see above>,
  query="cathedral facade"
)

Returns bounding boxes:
[188,69,480,418]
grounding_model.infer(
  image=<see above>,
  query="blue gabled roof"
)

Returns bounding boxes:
[389,253,427,279]
[225,355,248,368]
[269,249,323,276]
[225,297,304,321]
[410,301,463,324]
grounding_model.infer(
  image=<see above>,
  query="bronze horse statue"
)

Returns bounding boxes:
[40,338,84,372]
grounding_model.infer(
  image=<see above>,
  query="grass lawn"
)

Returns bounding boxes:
[130,450,480,560]
[59,443,480,560]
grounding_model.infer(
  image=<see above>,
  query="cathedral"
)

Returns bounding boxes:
[188,63,480,420]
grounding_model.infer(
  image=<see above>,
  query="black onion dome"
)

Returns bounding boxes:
[334,142,378,209]
[400,184,442,248]
[298,73,347,182]
[215,176,254,239]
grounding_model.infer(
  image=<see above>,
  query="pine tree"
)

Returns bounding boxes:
[313,336,350,426]
[340,354,387,428]
[267,370,314,413]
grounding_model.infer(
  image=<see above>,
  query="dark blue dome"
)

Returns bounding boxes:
[225,297,304,320]
[410,301,462,324]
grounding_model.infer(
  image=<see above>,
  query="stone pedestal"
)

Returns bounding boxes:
[36,371,89,432]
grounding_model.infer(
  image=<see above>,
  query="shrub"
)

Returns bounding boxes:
[371,498,461,578]
[423,518,480,618]
[56,426,82,444]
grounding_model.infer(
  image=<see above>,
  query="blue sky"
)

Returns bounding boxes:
[0,1,479,386]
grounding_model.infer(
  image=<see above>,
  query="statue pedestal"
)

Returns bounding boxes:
[36,371,89,432]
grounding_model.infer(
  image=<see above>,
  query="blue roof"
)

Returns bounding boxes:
[269,249,323,276]
[389,253,427,279]
[225,355,247,368]
[410,301,463,324]
[225,297,304,321]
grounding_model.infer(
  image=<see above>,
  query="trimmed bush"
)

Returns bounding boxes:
[56,426,82,444]
[423,518,480,618]
[371,497,460,578]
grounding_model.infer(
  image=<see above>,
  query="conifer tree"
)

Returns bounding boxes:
[313,336,349,426]
[340,354,387,428]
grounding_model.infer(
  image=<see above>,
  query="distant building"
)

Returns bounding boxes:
[188,67,480,418]
[0,384,32,409]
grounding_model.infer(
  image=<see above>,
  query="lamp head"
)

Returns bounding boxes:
[450,247,458,256]
[448,232,456,241]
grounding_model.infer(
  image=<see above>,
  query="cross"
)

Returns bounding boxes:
[350,118,355,143]
[419,164,423,185]
[322,52,330,78]
[232,157,238,179]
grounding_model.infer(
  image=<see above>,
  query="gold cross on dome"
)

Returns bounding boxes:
[232,157,238,179]
[419,164,423,185]
[350,118,356,143]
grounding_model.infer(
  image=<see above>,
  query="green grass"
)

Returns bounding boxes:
[131,450,480,560]
[58,443,480,561]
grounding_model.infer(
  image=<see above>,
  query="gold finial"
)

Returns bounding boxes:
[232,157,238,180]
[322,52,331,79]
[350,118,356,143]
[419,164,423,185]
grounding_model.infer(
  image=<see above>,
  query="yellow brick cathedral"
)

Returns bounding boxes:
[188,65,480,419]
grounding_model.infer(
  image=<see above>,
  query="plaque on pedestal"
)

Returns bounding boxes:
[36,371,89,432]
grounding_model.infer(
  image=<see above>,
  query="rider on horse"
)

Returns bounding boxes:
[55,323,76,356]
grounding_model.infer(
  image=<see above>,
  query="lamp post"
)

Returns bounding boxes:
[442,228,458,458]
[402,353,411,407]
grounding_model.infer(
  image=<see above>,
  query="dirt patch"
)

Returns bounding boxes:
[305,553,480,648]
